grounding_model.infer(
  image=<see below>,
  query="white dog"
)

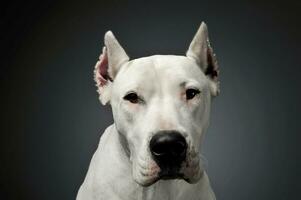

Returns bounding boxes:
[77,22,219,200]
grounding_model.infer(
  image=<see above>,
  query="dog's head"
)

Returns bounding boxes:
[94,22,219,186]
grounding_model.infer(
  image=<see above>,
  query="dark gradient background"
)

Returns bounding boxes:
[1,0,300,199]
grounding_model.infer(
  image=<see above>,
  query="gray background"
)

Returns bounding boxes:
[1,0,300,199]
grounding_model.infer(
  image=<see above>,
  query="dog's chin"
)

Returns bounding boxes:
[134,174,184,187]
[134,170,201,187]
[160,173,184,180]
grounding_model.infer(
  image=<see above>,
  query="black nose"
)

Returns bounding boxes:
[149,131,187,166]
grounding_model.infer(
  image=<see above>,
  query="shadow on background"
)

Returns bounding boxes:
[0,0,300,199]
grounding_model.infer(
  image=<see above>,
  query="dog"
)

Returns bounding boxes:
[77,22,219,200]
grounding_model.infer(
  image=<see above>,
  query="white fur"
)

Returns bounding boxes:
[77,22,219,200]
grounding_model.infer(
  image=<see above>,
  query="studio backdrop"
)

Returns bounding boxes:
[1,0,300,200]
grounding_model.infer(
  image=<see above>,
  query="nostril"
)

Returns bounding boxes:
[151,143,168,156]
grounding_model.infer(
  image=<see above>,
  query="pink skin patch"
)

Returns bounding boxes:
[95,47,112,86]
[148,161,160,176]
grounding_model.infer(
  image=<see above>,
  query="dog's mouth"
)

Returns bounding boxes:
[136,161,201,187]
[158,166,184,180]
[134,148,202,186]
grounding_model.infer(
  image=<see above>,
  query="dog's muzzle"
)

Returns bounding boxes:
[149,131,187,179]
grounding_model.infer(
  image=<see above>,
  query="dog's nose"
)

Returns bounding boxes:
[149,131,187,165]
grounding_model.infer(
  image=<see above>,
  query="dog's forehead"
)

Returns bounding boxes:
[112,55,210,98]
[117,55,206,84]
[129,55,196,71]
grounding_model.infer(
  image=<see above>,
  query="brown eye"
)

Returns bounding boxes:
[123,92,139,104]
[186,88,200,100]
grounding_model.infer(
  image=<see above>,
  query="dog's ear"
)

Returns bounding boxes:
[94,31,129,105]
[186,22,220,96]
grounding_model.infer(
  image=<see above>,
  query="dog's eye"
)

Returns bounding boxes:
[186,88,200,100]
[123,92,139,104]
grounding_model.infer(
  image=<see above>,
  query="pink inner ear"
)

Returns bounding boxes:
[95,47,112,86]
